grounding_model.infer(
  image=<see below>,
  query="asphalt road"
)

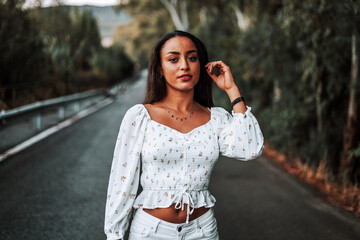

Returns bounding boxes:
[0,75,359,240]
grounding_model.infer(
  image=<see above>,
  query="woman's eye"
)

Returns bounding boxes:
[189,56,197,61]
[169,58,178,63]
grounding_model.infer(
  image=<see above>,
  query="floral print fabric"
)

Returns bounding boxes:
[104,104,264,240]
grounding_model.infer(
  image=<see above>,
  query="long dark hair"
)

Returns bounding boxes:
[143,30,214,107]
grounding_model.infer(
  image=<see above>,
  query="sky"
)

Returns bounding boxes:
[24,0,119,8]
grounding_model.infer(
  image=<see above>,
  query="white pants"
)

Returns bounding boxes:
[129,208,220,240]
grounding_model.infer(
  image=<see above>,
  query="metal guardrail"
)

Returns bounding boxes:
[0,70,145,155]
[0,88,110,153]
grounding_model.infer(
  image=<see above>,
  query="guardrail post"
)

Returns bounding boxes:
[58,106,65,120]
[73,102,80,113]
[34,112,41,131]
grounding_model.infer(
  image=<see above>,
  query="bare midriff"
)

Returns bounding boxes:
[143,203,210,223]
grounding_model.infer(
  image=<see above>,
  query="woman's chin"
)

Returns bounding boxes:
[166,82,197,92]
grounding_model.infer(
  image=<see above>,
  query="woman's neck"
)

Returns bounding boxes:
[161,90,195,113]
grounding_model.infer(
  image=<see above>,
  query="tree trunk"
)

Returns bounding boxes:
[160,0,189,31]
[232,4,249,31]
[316,79,323,133]
[341,31,359,170]
[179,0,189,30]
[199,6,207,25]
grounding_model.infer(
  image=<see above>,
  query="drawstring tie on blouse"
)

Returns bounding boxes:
[174,188,195,223]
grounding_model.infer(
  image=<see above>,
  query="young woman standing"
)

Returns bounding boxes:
[104,30,264,240]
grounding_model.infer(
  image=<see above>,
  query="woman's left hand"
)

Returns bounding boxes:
[205,61,236,92]
[206,61,246,113]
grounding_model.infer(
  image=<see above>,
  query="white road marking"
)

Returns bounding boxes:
[0,97,114,162]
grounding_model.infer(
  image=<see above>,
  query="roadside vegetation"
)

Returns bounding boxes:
[0,0,134,109]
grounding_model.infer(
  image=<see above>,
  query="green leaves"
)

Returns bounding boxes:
[0,3,134,108]
[91,45,134,85]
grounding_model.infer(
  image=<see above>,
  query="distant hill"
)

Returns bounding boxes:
[41,5,131,41]
[72,5,131,39]
[38,5,131,47]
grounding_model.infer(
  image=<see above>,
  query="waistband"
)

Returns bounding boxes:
[142,188,207,191]
[134,207,214,233]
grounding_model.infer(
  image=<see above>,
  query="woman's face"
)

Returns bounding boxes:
[160,36,200,93]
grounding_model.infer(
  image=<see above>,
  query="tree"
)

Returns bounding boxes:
[69,7,101,71]
[159,0,189,31]
[0,0,47,108]
[341,1,360,178]
[91,44,134,85]
[117,0,190,31]
[114,0,175,68]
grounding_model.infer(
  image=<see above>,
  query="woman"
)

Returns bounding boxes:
[104,30,264,240]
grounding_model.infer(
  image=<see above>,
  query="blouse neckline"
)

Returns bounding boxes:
[141,104,213,135]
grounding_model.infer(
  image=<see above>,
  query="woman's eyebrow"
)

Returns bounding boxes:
[166,50,197,55]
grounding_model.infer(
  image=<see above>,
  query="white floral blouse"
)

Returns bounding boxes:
[104,104,264,240]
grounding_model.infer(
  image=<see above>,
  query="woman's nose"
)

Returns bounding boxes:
[180,57,189,70]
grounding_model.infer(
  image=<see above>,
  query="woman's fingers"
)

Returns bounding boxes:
[206,61,229,75]
[206,69,217,81]
[206,60,236,91]
[206,61,226,82]
[205,64,218,81]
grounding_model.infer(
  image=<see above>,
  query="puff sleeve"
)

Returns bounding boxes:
[215,106,264,160]
[104,104,147,240]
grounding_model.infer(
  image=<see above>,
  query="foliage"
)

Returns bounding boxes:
[68,7,102,70]
[238,0,360,181]
[91,44,134,85]
[0,2,134,109]
[31,6,102,72]
[0,1,48,108]
[350,144,360,158]
[114,1,175,68]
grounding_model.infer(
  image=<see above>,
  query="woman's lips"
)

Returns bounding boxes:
[178,75,192,81]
